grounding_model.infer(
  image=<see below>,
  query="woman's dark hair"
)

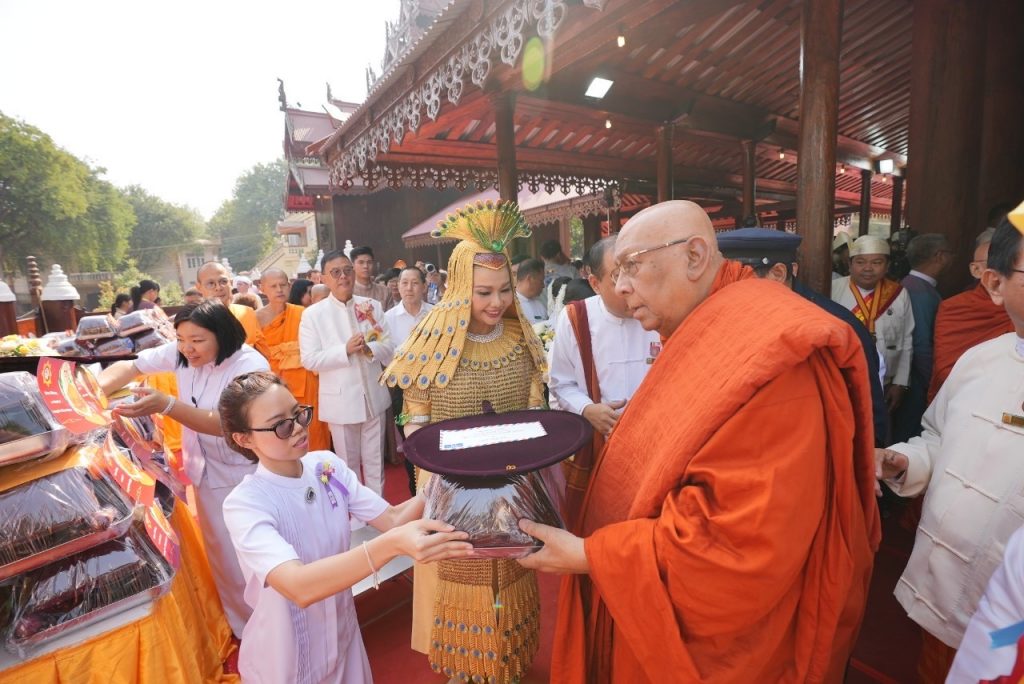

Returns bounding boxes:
[130,279,160,310]
[219,371,287,462]
[111,293,131,315]
[288,279,314,306]
[564,278,596,304]
[987,216,1024,277]
[173,300,246,367]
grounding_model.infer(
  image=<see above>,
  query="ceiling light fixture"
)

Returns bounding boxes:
[878,158,895,174]
[605,118,612,129]
[585,77,614,99]
[779,149,786,160]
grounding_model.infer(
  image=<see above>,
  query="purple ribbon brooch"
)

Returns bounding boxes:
[315,461,350,508]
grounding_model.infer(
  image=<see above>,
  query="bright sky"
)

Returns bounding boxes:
[0,0,398,218]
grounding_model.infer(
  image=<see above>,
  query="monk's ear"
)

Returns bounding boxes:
[981,269,1005,307]
[685,236,713,280]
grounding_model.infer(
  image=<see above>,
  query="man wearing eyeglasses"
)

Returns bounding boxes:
[928,227,1013,401]
[299,250,394,496]
[519,200,879,682]
[876,213,1024,680]
[196,261,263,347]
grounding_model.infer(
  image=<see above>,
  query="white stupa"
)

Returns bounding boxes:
[41,265,80,301]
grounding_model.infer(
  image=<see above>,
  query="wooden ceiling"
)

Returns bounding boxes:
[326,0,913,215]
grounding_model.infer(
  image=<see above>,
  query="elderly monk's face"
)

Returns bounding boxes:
[970,241,991,280]
[614,201,719,337]
[849,254,888,290]
[197,263,233,306]
[263,272,290,305]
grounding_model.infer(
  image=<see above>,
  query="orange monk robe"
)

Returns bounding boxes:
[926,283,1013,402]
[255,304,330,451]
[553,262,881,684]
[229,303,262,347]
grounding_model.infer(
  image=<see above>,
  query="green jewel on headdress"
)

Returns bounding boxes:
[430,199,532,253]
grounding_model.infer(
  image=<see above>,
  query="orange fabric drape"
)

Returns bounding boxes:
[0,500,238,683]
[553,261,880,683]
[146,373,183,453]
[927,284,1013,402]
[228,303,262,347]
[255,304,330,451]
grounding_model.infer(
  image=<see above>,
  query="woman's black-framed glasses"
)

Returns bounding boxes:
[249,405,314,439]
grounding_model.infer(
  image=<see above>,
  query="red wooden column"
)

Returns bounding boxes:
[656,124,674,203]
[858,168,873,236]
[493,93,518,203]
[741,140,757,222]
[795,0,843,295]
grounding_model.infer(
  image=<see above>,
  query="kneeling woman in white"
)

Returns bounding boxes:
[219,372,472,684]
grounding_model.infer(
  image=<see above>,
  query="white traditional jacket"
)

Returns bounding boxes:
[831,275,915,386]
[885,333,1024,647]
[299,294,393,425]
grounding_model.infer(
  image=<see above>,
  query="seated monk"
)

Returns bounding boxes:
[520,200,881,683]
[196,260,262,346]
[252,268,330,451]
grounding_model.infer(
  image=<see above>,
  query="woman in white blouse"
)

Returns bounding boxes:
[99,300,269,638]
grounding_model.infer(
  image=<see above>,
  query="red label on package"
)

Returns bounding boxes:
[36,357,110,434]
[102,431,156,506]
[144,502,180,569]
[112,415,189,500]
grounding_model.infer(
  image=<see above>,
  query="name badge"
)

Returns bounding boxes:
[647,342,662,364]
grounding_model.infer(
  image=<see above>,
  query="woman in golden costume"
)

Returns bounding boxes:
[383,200,548,684]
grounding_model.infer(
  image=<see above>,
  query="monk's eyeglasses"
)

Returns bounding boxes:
[249,405,313,439]
[616,235,696,280]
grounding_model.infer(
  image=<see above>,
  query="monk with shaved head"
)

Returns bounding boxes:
[196,261,262,346]
[520,201,880,682]
[254,268,330,450]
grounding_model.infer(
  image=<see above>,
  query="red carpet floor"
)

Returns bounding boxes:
[359,463,923,683]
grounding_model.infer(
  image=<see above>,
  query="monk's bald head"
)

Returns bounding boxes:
[261,268,289,285]
[261,268,290,305]
[196,261,233,306]
[614,200,723,337]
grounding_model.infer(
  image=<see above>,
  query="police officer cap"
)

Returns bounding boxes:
[718,227,802,266]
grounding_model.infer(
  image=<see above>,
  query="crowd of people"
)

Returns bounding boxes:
[92,197,1024,683]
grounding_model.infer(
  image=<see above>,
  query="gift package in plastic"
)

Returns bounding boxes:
[423,470,563,559]
[4,525,173,655]
[0,463,134,581]
[403,408,591,560]
[0,372,70,467]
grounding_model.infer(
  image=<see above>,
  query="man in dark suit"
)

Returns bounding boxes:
[718,228,889,445]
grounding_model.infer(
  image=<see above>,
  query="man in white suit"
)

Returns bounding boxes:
[299,249,394,495]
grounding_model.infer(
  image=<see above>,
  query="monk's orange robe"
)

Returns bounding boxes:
[927,283,1013,402]
[229,303,262,347]
[255,304,330,451]
[553,261,881,683]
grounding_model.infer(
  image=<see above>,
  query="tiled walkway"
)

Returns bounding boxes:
[361,463,922,683]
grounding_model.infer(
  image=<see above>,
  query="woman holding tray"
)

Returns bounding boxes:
[382,200,548,684]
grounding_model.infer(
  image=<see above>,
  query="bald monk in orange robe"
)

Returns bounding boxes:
[253,269,330,451]
[195,260,262,346]
[520,201,881,683]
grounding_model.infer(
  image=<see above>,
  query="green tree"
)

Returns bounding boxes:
[122,185,205,272]
[0,112,133,274]
[208,159,287,270]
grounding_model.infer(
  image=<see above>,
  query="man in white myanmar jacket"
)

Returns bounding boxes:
[300,249,394,495]
[876,214,1024,679]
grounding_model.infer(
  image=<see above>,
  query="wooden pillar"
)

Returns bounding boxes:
[890,175,905,236]
[656,124,674,203]
[858,168,873,236]
[493,93,518,203]
[582,214,602,255]
[741,140,757,220]
[906,0,987,294]
[795,0,843,295]
[608,208,621,233]
[558,215,573,258]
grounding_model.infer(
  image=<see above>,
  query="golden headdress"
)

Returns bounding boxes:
[382,199,548,390]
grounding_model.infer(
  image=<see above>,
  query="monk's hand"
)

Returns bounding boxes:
[874,448,909,495]
[582,400,626,437]
[884,384,906,412]
[516,520,589,574]
[345,333,366,356]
